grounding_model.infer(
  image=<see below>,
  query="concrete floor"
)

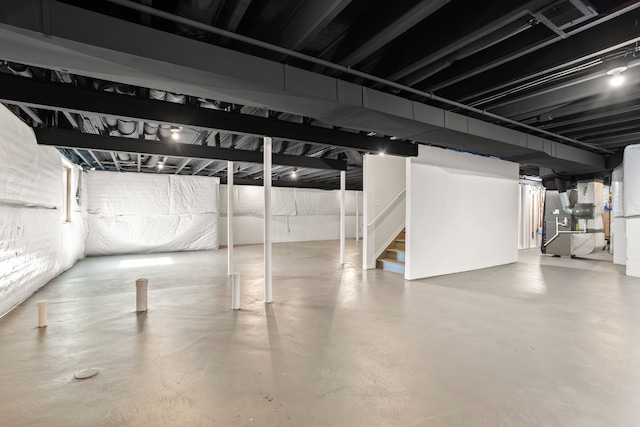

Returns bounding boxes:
[1,241,640,426]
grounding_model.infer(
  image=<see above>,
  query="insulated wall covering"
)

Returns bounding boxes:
[217,185,362,245]
[218,186,358,216]
[0,104,87,317]
[85,172,219,255]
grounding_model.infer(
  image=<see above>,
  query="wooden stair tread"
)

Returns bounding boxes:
[386,248,405,253]
[378,257,405,265]
[395,238,405,242]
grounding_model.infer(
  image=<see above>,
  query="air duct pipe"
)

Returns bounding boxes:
[555,178,573,215]
[6,61,32,77]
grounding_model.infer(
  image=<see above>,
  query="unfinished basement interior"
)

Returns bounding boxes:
[2,0,640,425]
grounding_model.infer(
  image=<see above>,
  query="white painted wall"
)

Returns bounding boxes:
[0,105,87,317]
[218,185,362,245]
[623,145,640,277]
[363,154,406,269]
[406,146,519,280]
[612,165,625,265]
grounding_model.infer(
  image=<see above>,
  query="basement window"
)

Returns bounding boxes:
[62,165,71,223]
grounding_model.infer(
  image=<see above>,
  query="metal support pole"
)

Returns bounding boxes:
[340,170,346,264]
[227,161,234,276]
[355,191,360,241]
[264,137,273,303]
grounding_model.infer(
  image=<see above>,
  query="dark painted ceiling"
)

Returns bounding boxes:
[2,0,640,188]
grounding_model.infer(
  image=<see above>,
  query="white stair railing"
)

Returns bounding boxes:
[367,187,406,228]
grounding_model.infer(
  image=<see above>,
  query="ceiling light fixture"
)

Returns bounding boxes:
[291,168,297,178]
[367,131,376,137]
[158,162,164,170]
[606,56,629,88]
[379,151,385,157]
[608,71,626,87]
[170,126,180,141]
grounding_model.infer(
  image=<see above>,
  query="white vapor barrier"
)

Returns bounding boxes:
[218,185,358,216]
[294,188,341,215]
[0,104,87,317]
[623,145,640,217]
[85,171,219,255]
[612,164,624,218]
[218,215,361,245]
[218,185,362,244]
[87,214,217,254]
[406,146,519,280]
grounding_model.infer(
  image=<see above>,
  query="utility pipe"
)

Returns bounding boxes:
[37,300,47,328]
[227,160,234,276]
[103,0,612,153]
[264,137,273,303]
[136,278,148,312]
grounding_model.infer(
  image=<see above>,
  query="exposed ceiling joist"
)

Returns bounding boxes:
[34,128,349,171]
[273,0,352,51]
[431,7,640,98]
[328,0,449,67]
[0,74,416,157]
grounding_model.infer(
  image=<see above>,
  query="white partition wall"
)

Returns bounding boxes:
[406,146,519,280]
[363,154,406,270]
[623,145,640,277]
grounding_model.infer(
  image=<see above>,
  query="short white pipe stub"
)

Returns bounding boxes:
[37,300,47,328]
[135,278,148,312]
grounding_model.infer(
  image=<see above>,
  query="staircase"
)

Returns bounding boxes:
[376,229,405,275]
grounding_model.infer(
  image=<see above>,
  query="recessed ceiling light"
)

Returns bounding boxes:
[379,151,385,157]
[609,73,625,87]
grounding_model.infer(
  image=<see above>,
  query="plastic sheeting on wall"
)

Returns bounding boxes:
[623,145,640,217]
[612,164,624,218]
[518,183,545,249]
[0,104,87,318]
[85,171,219,255]
[218,185,359,217]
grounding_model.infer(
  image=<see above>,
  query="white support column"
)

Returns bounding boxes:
[340,170,346,265]
[355,191,360,241]
[227,161,234,276]
[264,137,273,303]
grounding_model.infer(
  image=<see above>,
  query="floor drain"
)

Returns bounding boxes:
[74,368,100,380]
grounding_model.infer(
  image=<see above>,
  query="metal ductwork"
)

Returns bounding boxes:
[555,178,573,215]
[175,0,223,40]
[5,61,32,77]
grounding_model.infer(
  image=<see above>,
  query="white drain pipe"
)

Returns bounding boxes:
[135,278,148,312]
[37,300,47,328]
